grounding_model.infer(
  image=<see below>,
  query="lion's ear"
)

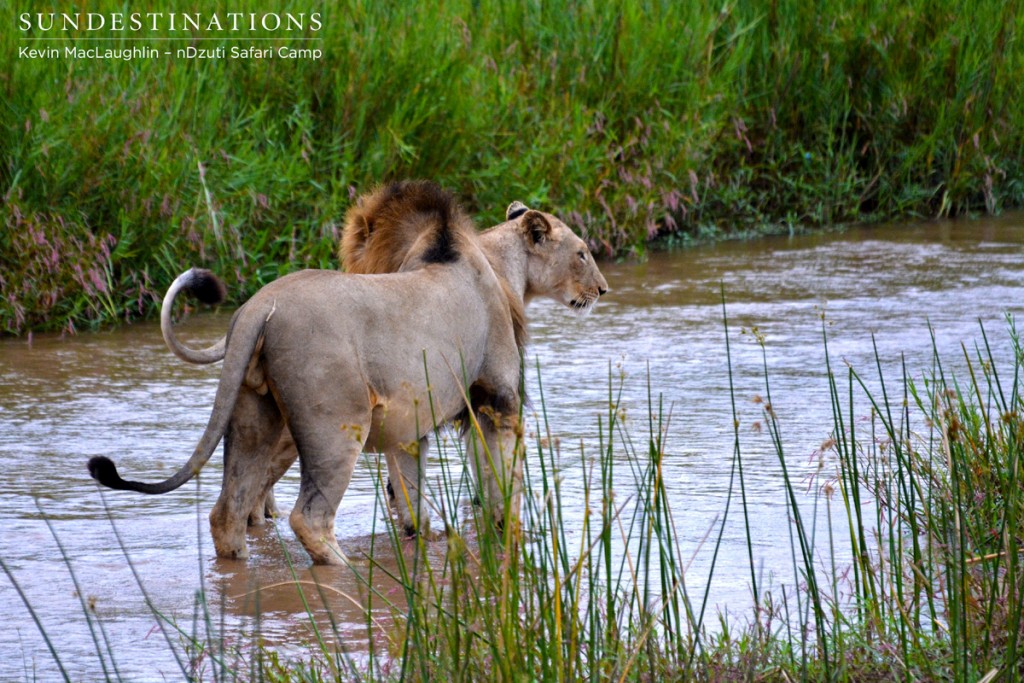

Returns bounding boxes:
[506,201,529,221]
[521,210,552,245]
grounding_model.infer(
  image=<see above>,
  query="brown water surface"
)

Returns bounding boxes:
[2,215,1023,680]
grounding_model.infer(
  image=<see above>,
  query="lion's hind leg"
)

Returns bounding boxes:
[288,413,370,565]
[210,385,286,560]
[248,427,298,526]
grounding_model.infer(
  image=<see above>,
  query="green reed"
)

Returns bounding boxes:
[10,313,1024,680]
[817,316,1024,681]
[3,0,1022,334]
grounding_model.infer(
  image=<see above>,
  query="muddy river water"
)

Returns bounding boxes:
[2,214,1023,680]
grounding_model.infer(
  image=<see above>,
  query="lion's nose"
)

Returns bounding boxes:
[598,287,608,296]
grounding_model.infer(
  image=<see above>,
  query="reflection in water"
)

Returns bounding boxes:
[1,214,1023,679]
[205,529,423,655]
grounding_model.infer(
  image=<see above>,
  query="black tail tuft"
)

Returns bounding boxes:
[88,455,127,490]
[187,268,228,305]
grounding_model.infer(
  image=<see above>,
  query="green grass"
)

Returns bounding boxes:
[2,0,1023,334]
[10,313,1024,681]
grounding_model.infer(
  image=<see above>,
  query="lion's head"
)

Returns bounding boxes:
[501,204,608,314]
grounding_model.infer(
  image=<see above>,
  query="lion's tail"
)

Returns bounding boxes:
[161,267,228,364]
[90,287,269,495]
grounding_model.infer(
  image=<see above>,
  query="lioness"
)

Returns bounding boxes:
[91,181,608,565]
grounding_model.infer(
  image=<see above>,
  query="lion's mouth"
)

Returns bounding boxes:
[570,292,599,314]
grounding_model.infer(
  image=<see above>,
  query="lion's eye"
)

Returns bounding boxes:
[578,250,587,261]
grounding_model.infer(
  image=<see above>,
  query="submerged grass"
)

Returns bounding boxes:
[2,0,1023,333]
[10,312,1024,680]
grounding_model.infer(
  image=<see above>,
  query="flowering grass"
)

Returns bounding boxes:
[2,0,1023,334]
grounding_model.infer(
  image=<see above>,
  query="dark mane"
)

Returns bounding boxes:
[379,180,461,265]
[341,180,469,273]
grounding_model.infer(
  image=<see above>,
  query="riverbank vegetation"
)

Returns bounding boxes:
[10,316,1024,681]
[2,0,1023,334]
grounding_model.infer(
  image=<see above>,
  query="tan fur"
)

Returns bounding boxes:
[339,188,607,352]
[341,183,531,351]
[113,182,608,565]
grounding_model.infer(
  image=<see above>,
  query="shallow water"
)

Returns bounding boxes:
[2,214,1023,680]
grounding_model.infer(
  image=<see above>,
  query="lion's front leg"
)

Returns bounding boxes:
[384,437,431,538]
[465,402,523,533]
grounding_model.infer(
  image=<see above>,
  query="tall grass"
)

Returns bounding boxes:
[3,0,1022,333]
[10,313,1024,680]
[829,319,1024,681]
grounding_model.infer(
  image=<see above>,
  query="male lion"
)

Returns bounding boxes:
[162,182,608,527]
[91,181,608,565]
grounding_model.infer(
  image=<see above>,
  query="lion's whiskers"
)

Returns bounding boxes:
[570,294,598,316]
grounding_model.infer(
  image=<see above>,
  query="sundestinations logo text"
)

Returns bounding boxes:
[15,11,324,62]
[18,12,322,33]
